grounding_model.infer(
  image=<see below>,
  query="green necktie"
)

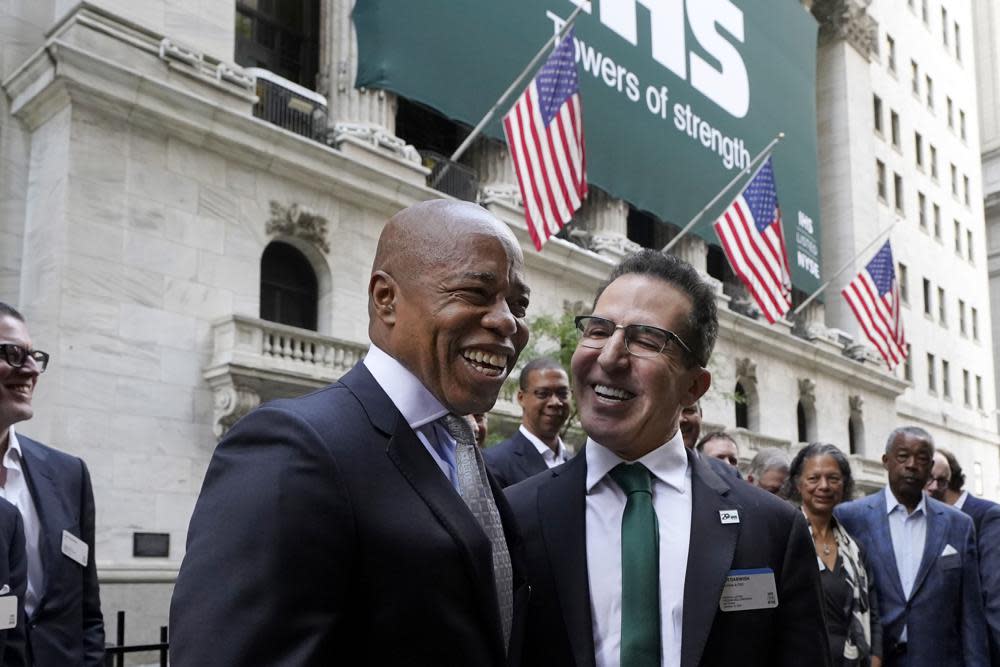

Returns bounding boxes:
[609,462,661,667]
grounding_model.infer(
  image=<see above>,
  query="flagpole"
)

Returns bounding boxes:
[428,3,586,189]
[660,132,784,254]
[789,219,899,317]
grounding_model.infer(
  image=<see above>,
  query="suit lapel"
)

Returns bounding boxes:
[910,500,946,599]
[515,433,548,480]
[868,493,907,603]
[680,452,741,667]
[342,365,506,655]
[537,453,596,667]
[17,438,60,616]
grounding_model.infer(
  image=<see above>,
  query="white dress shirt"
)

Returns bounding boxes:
[363,345,459,489]
[586,432,692,667]
[955,490,969,509]
[1,427,42,615]
[519,425,568,468]
[885,486,927,642]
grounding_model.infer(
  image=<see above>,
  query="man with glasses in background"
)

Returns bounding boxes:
[506,250,828,667]
[0,302,104,666]
[486,357,571,488]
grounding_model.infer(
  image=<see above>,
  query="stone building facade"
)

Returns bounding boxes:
[0,0,996,644]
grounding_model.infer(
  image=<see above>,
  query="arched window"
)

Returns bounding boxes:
[797,401,807,443]
[735,382,748,428]
[260,241,318,330]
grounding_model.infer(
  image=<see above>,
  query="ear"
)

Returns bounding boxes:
[881,453,889,471]
[683,367,712,405]
[516,388,525,407]
[369,270,399,325]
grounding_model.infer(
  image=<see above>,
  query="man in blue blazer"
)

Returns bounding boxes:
[0,497,27,667]
[507,251,830,667]
[938,447,1000,665]
[835,427,988,667]
[0,303,103,666]
[485,357,571,488]
[171,201,533,665]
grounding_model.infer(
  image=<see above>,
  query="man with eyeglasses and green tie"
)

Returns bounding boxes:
[505,250,830,667]
[485,357,572,488]
[0,302,104,666]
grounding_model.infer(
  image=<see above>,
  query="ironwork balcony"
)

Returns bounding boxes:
[247,67,328,140]
[421,150,479,202]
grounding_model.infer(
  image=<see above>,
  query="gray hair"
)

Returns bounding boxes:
[884,426,934,455]
[748,447,789,480]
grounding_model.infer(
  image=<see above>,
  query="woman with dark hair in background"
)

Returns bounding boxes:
[782,443,883,667]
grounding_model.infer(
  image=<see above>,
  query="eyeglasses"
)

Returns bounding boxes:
[530,388,570,401]
[574,316,695,361]
[0,344,49,373]
[927,476,950,488]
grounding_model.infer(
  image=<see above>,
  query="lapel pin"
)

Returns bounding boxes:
[719,510,740,524]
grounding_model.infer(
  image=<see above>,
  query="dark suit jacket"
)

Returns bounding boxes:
[0,497,27,667]
[485,431,550,488]
[960,494,1000,665]
[505,446,831,667]
[170,364,528,666]
[835,492,989,667]
[17,435,104,666]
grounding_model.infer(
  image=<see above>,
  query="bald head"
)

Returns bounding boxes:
[367,199,531,414]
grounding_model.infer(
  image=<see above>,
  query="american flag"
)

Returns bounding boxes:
[713,157,792,323]
[503,29,587,251]
[842,240,907,369]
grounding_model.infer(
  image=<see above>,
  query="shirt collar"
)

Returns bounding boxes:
[3,428,23,469]
[884,485,927,516]
[585,430,688,494]
[519,424,565,460]
[363,344,449,429]
[956,490,969,509]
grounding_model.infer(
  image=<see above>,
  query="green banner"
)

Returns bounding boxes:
[354,0,821,293]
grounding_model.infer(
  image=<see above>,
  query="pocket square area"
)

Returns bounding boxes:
[941,544,958,557]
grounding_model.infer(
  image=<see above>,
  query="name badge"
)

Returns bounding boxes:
[719,568,778,612]
[719,509,740,524]
[0,595,17,630]
[61,530,88,567]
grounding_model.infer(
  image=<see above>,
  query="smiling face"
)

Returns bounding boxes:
[797,454,845,516]
[0,316,40,436]
[518,367,570,446]
[371,205,531,415]
[571,274,711,461]
[883,431,934,509]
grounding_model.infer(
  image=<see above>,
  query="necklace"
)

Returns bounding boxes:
[822,543,831,556]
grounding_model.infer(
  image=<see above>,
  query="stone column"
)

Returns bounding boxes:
[468,138,519,205]
[810,0,878,336]
[577,189,638,262]
[667,234,708,274]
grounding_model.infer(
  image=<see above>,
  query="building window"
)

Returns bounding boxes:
[955,23,962,61]
[894,173,904,213]
[874,95,883,134]
[959,299,967,335]
[797,401,808,443]
[926,75,934,110]
[976,375,984,409]
[927,353,937,392]
[891,111,900,148]
[848,402,864,455]
[951,164,958,196]
[947,97,954,128]
[735,382,748,428]
[234,0,321,89]
[911,60,920,94]
[967,229,974,262]
[930,145,938,179]
[954,220,962,254]
[963,369,971,405]
[919,192,927,228]
[877,160,887,201]
[938,287,946,324]
[972,307,979,340]
[899,263,909,303]
[942,7,949,46]
[888,35,897,72]
[260,241,319,331]
[960,110,967,140]
[942,359,951,399]
[933,203,942,239]
[904,344,913,382]
[964,175,970,205]
[923,278,932,315]
[915,132,923,167]
[922,0,928,23]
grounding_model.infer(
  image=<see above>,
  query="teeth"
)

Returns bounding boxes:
[463,349,507,369]
[594,384,634,400]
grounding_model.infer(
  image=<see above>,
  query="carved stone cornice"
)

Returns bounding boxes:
[811,0,877,58]
[849,394,864,413]
[736,357,758,383]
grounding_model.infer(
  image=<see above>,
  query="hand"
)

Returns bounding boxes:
[871,656,882,667]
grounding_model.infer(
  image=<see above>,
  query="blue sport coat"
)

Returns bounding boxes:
[960,494,1000,665]
[835,491,989,667]
[484,431,550,489]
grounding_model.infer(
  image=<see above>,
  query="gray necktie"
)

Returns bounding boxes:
[441,414,513,650]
